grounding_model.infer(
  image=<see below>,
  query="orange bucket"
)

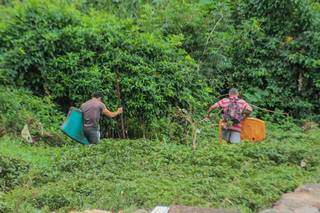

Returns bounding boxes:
[218,117,266,143]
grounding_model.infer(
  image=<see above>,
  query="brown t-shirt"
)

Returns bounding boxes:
[80,99,106,128]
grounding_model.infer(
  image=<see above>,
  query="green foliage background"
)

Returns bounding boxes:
[0,0,319,139]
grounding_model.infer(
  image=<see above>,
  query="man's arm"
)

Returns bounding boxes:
[243,100,253,112]
[242,102,253,118]
[206,102,220,118]
[103,107,123,118]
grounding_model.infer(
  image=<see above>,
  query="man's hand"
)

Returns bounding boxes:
[204,114,210,121]
[103,107,123,118]
[206,103,219,120]
[117,107,123,114]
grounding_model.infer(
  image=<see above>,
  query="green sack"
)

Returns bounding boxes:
[60,107,89,145]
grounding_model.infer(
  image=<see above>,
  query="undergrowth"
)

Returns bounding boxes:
[0,126,319,213]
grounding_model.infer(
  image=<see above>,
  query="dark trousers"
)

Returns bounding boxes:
[83,127,100,144]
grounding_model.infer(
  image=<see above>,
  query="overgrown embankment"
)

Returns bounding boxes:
[0,84,319,213]
[0,126,319,213]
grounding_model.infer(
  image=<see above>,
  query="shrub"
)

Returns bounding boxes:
[0,86,67,145]
[0,1,210,138]
[0,155,29,191]
[0,86,62,131]
[31,192,71,210]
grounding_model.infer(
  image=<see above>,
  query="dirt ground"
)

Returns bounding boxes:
[260,184,320,213]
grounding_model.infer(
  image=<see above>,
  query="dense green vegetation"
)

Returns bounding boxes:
[0,0,210,138]
[1,0,319,137]
[0,80,318,213]
[0,0,319,212]
[0,127,320,213]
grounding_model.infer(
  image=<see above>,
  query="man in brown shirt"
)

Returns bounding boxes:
[80,92,123,144]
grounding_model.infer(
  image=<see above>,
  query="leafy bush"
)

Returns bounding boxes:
[0,86,62,131]
[0,1,210,138]
[0,155,29,191]
[101,0,320,120]
[1,0,319,138]
[31,190,71,210]
[0,200,11,213]
[0,86,67,145]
